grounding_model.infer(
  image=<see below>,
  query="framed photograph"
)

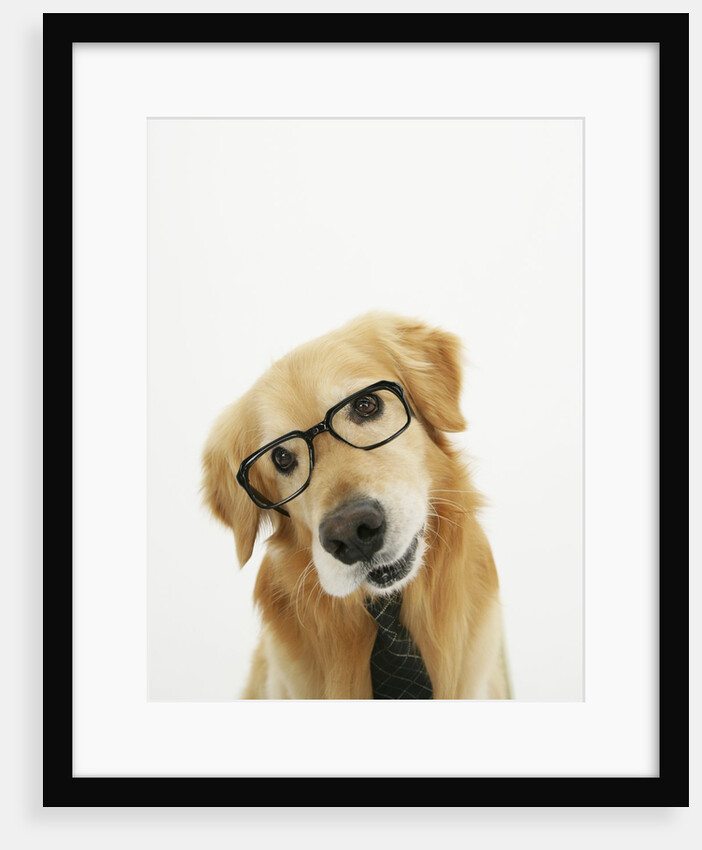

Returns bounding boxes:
[51,12,688,805]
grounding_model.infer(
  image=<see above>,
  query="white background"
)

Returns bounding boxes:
[3,0,700,847]
[147,117,583,702]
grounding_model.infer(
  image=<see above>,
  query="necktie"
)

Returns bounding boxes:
[365,593,433,699]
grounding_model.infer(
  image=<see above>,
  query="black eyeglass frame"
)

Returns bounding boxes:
[235,380,412,517]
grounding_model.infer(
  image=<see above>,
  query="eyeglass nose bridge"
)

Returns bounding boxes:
[303,419,330,442]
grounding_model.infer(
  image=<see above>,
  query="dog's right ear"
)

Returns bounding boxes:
[378,315,467,436]
[201,399,262,567]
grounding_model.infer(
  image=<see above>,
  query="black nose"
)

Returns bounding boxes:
[319,499,387,565]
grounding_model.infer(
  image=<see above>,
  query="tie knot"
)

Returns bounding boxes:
[365,592,403,626]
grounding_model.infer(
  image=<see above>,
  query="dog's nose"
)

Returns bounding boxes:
[319,499,387,565]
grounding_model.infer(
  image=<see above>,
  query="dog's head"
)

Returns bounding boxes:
[202,313,467,598]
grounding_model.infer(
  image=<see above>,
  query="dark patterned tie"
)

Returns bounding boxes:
[365,593,433,699]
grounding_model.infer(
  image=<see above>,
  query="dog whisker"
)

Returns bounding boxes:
[427,508,462,531]
[310,580,326,623]
[293,560,317,629]
[428,496,468,514]
[427,524,450,551]
[429,488,473,495]
[425,509,452,547]
[303,566,327,623]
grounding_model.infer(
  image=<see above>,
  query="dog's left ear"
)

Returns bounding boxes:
[381,316,467,435]
[201,398,263,567]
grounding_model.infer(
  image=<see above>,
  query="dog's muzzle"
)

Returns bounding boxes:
[318,499,424,593]
[318,499,387,565]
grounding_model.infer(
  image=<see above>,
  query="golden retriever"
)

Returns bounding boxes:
[202,313,510,699]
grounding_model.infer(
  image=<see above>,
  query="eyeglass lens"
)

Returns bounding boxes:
[329,387,408,448]
[247,436,311,507]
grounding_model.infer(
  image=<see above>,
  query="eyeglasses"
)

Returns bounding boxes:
[236,380,412,516]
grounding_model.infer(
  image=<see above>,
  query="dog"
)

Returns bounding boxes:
[202,313,510,699]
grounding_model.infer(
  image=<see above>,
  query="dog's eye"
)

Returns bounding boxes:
[353,394,380,418]
[272,446,297,473]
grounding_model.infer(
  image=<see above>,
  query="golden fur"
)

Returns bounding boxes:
[202,313,510,699]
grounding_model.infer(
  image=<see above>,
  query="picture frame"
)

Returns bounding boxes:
[50,12,689,806]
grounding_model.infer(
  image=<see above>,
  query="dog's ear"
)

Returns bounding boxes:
[201,398,262,567]
[381,316,467,435]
